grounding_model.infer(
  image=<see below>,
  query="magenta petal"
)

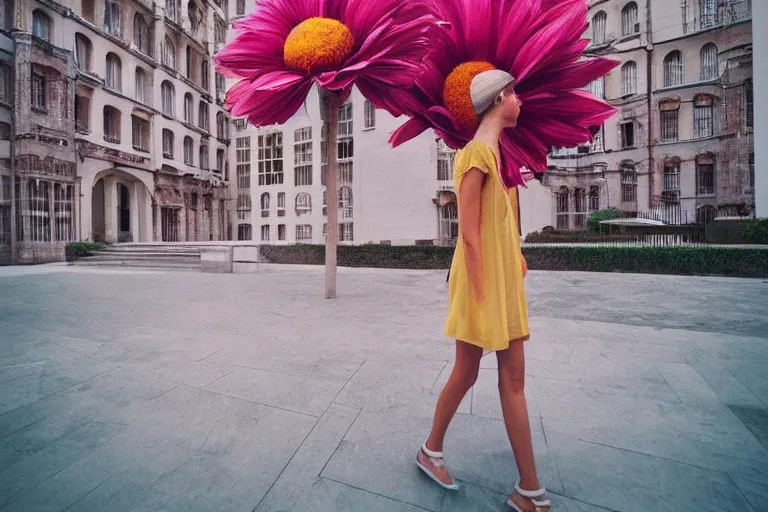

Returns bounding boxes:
[214,31,286,79]
[389,117,431,147]
[516,57,619,95]
[226,78,313,126]
[251,70,308,91]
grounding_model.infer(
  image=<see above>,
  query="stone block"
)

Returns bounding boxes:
[200,247,233,273]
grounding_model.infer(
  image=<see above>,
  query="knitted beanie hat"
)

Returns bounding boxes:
[470,69,515,116]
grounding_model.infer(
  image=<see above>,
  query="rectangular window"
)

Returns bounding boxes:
[294,127,313,186]
[31,72,46,110]
[437,140,455,181]
[697,163,715,195]
[53,183,74,242]
[237,223,252,241]
[662,164,681,204]
[132,115,149,151]
[340,222,354,242]
[0,176,10,246]
[660,110,679,142]
[260,224,270,241]
[277,224,286,241]
[75,95,91,133]
[237,192,251,212]
[745,80,753,131]
[296,224,312,241]
[621,167,637,203]
[694,105,714,139]
[590,127,604,153]
[277,192,285,217]
[257,132,284,186]
[748,152,754,189]
[0,66,9,103]
[18,179,51,242]
[161,207,181,242]
[364,100,376,129]
[620,122,635,148]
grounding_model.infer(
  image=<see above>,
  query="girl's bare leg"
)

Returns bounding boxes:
[416,340,483,488]
[496,342,540,491]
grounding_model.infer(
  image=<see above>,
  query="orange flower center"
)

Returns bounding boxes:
[284,18,354,74]
[443,61,497,127]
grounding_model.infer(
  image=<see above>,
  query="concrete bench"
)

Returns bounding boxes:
[200,247,233,273]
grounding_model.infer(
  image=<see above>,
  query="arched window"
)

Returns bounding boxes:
[198,101,209,130]
[135,67,146,103]
[32,10,52,41]
[591,11,607,44]
[161,80,175,116]
[339,186,353,219]
[621,61,637,96]
[104,1,121,37]
[216,112,227,139]
[260,192,270,217]
[700,43,718,81]
[183,136,194,165]
[184,93,193,123]
[163,36,176,68]
[621,2,638,36]
[162,129,174,158]
[199,144,209,170]
[663,51,683,87]
[133,14,151,55]
[574,188,587,229]
[74,33,92,71]
[295,192,312,214]
[105,53,122,92]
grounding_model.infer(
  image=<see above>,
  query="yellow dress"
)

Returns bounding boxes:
[444,140,529,351]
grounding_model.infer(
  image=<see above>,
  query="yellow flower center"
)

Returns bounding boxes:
[443,61,497,128]
[284,18,354,74]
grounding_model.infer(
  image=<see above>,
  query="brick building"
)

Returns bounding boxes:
[1,0,233,265]
[541,0,754,230]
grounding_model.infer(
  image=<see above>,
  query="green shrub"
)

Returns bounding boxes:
[522,246,768,278]
[525,230,640,244]
[259,244,768,278]
[65,241,106,261]
[587,208,624,232]
[739,219,768,245]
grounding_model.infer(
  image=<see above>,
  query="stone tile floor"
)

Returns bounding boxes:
[0,263,766,512]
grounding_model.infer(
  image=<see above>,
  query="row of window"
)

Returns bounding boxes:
[591,2,640,44]
[238,223,354,242]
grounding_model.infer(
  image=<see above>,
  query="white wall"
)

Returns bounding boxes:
[755,3,767,218]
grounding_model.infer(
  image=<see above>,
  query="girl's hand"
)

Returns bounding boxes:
[521,255,528,278]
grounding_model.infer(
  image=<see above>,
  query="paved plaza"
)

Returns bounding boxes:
[0,264,767,512]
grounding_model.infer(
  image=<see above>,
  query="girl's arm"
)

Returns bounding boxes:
[458,168,486,301]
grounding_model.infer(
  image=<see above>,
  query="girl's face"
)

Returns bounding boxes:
[498,84,522,127]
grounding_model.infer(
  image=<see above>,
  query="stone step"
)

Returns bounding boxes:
[70,258,200,270]
[91,251,201,259]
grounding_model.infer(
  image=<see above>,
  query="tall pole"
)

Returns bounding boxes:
[325,92,340,299]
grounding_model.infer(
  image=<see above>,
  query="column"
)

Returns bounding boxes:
[103,176,118,243]
[755,0,768,218]
[153,201,161,241]
[130,182,140,243]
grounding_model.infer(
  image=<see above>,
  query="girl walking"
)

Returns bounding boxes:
[415,69,550,512]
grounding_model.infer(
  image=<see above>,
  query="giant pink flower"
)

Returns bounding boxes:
[214,0,438,125]
[388,0,620,188]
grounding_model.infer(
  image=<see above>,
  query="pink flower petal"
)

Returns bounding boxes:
[389,117,432,147]
[226,77,314,126]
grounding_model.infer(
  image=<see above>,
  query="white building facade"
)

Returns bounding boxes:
[230,86,462,246]
[1,0,234,265]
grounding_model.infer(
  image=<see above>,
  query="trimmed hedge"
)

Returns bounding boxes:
[65,242,106,261]
[740,219,768,245]
[525,230,641,244]
[587,208,624,232]
[260,244,768,278]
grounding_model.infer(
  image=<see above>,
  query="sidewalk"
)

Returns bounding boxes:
[0,266,766,511]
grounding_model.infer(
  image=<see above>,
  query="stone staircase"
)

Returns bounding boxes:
[70,243,203,270]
